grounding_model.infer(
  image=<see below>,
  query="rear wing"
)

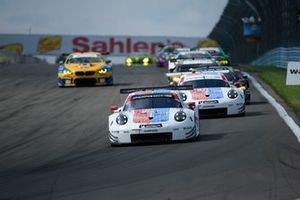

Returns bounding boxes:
[120,85,193,94]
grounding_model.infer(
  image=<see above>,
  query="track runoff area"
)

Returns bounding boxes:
[0,63,300,200]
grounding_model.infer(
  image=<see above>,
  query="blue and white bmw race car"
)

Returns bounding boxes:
[108,86,200,145]
[178,72,245,117]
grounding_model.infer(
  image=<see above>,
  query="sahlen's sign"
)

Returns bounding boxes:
[286,62,300,85]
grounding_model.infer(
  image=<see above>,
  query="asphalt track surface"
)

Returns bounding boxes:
[1,64,300,200]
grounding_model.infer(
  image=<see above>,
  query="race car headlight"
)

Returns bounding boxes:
[63,69,72,75]
[227,89,238,99]
[116,114,128,125]
[220,60,229,65]
[174,111,187,122]
[172,76,180,83]
[98,68,108,74]
[126,58,132,64]
[240,86,246,91]
[180,93,187,101]
[143,57,150,63]
[102,65,112,72]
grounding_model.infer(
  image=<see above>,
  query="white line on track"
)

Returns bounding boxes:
[245,72,300,143]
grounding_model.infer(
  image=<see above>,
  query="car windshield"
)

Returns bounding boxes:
[164,47,176,53]
[182,79,230,88]
[124,94,182,111]
[67,56,104,64]
[175,64,209,72]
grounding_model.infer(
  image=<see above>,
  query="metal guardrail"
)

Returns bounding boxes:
[251,47,300,68]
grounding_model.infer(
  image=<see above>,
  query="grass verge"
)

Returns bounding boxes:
[241,65,300,119]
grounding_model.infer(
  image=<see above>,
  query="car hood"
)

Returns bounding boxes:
[124,108,182,124]
[64,63,105,71]
[189,88,226,100]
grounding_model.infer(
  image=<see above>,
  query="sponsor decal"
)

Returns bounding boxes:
[132,94,173,100]
[133,108,169,124]
[191,88,208,100]
[191,88,223,100]
[37,36,62,53]
[133,109,150,123]
[139,124,162,128]
[151,108,169,123]
[0,43,23,54]
[198,100,219,104]
[207,88,223,99]
[286,62,300,85]
[72,37,184,55]
[0,34,206,56]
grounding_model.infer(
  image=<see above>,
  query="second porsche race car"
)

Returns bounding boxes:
[166,59,216,86]
[108,86,200,145]
[178,72,245,117]
[57,52,113,87]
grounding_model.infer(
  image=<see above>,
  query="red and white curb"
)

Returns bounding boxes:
[245,72,300,143]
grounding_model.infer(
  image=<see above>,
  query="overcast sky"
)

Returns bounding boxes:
[0,0,228,37]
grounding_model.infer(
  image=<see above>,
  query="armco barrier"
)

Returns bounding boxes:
[251,47,300,68]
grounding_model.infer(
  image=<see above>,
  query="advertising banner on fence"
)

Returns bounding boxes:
[0,34,206,56]
[286,62,300,85]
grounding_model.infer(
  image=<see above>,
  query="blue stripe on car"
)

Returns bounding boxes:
[208,88,223,99]
[153,89,172,94]
[150,108,170,122]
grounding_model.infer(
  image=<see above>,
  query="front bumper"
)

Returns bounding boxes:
[109,125,197,145]
[196,100,245,117]
[58,72,113,86]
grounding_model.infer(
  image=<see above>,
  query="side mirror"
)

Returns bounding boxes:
[106,60,111,64]
[234,82,241,88]
[111,105,118,113]
[59,60,64,65]
[187,102,195,110]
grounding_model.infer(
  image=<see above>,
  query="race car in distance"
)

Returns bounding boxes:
[168,50,212,72]
[57,52,113,87]
[197,66,251,103]
[156,46,177,67]
[109,86,200,145]
[178,72,245,117]
[125,52,156,66]
[196,47,231,66]
[166,59,216,86]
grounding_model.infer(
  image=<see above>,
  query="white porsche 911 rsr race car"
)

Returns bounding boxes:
[166,59,216,86]
[178,72,245,117]
[108,86,200,145]
[168,50,213,72]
